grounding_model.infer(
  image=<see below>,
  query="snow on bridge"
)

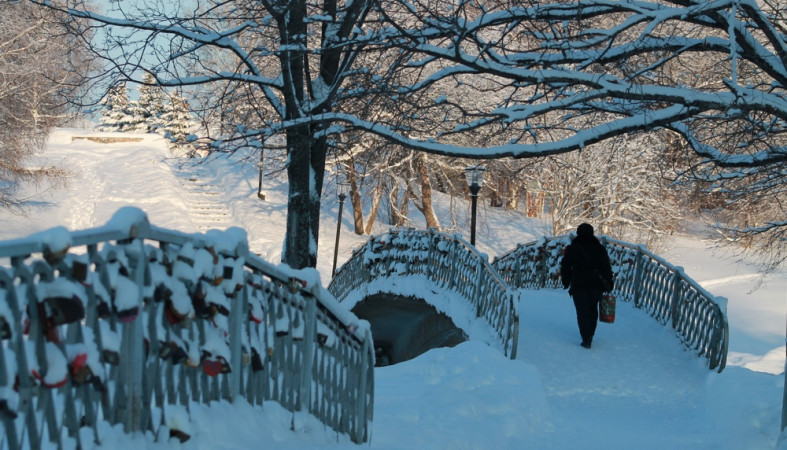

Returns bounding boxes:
[330,228,728,374]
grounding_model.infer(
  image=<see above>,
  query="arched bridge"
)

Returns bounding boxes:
[493,235,728,371]
[328,228,519,365]
[330,228,728,373]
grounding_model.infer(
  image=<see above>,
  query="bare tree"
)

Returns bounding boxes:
[376,0,785,269]
[35,0,387,269]
[36,0,785,270]
[538,134,681,251]
[0,2,93,210]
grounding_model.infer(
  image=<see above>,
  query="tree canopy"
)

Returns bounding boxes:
[33,0,785,270]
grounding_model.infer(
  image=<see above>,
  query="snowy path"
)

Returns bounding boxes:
[366,288,725,450]
[515,289,714,449]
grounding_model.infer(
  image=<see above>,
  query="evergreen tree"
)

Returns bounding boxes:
[135,73,167,133]
[161,91,195,147]
[97,83,138,132]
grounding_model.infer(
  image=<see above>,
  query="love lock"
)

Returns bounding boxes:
[165,299,189,325]
[102,349,120,365]
[168,342,189,366]
[42,295,85,326]
[191,284,211,319]
[115,306,140,323]
[250,348,264,372]
[70,352,92,385]
[201,352,231,377]
[248,309,263,324]
[0,316,10,340]
[170,428,191,443]
[71,261,88,284]
[96,300,111,319]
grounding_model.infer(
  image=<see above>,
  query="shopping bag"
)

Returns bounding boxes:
[599,294,615,323]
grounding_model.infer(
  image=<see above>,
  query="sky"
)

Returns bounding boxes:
[0,129,785,449]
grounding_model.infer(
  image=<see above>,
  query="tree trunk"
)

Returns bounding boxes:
[506,182,519,210]
[280,2,313,270]
[346,163,365,235]
[416,154,440,230]
[365,183,383,235]
[390,185,412,227]
[283,125,317,269]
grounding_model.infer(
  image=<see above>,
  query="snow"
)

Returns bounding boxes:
[0,128,784,449]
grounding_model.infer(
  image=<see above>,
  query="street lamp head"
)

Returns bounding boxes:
[464,165,486,191]
[337,181,350,200]
[464,165,485,246]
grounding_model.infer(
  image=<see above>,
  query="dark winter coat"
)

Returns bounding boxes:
[560,234,615,293]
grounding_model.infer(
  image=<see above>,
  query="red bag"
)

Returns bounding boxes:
[599,294,615,323]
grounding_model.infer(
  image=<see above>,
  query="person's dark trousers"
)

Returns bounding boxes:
[572,289,603,346]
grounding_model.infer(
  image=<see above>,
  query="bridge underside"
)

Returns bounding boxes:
[351,294,467,366]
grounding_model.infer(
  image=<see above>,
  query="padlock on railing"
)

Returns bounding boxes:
[201,351,231,377]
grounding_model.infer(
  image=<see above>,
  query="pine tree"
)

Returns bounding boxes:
[135,73,167,133]
[161,90,195,148]
[97,83,140,132]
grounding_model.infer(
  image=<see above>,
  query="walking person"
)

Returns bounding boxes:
[560,223,614,349]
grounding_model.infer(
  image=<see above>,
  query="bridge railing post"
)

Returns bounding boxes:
[632,245,645,307]
[120,238,147,434]
[474,261,484,318]
[538,240,549,288]
[670,267,683,329]
[228,274,245,401]
[427,228,435,281]
[299,291,317,415]
[354,331,373,443]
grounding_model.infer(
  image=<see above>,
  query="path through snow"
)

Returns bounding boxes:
[515,289,713,449]
[366,288,730,449]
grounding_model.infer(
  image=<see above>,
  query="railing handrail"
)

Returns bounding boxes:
[493,233,729,372]
[0,207,374,449]
[329,227,519,360]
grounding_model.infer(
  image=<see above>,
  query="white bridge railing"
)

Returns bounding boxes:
[492,235,729,372]
[328,228,519,360]
[0,207,374,449]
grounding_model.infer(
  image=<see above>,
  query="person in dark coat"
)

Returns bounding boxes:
[560,223,614,349]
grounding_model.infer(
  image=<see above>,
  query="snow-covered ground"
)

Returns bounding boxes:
[1,129,785,449]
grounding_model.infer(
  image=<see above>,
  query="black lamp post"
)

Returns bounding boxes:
[464,165,486,246]
[331,181,350,278]
[257,145,266,200]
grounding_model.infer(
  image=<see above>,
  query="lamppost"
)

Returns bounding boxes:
[464,165,486,246]
[257,147,266,200]
[331,181,350,278]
